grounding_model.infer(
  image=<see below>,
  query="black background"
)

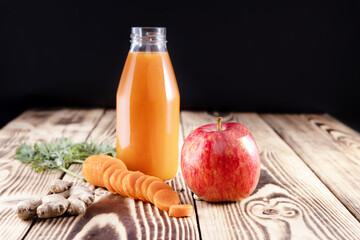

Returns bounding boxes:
[1,1,359,130]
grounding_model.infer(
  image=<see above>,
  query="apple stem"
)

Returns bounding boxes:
[217,117,222,131]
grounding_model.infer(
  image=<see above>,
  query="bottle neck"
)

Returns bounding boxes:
[130,27,167,53]
[130,42,167,53]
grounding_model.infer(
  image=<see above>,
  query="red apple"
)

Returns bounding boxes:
[181,117,260,202]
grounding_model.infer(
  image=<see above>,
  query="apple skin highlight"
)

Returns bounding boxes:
[181,121,261,202]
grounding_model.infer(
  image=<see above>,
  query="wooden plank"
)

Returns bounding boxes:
[25,110,200,240]
[181,111,360,240]
[262,113,360,221]
[0,108,104,240]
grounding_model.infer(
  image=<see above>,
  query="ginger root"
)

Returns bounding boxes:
[16,179,95,220]
[16,198,42,220]
[50,179,73,193]
[37,193,70,218]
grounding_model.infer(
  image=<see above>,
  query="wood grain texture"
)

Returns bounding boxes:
[262,113,360,221]
[0,108,104,240]
[24,110,200,240]
[181,111,360,240]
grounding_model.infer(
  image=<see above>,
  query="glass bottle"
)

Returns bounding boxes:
[116,27,180,180]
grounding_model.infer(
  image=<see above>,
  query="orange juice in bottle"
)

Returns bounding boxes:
[116,27,180,180]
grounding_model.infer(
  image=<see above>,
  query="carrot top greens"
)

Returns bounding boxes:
[15,138,116,180]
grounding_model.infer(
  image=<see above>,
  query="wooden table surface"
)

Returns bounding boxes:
[1,109,360,240]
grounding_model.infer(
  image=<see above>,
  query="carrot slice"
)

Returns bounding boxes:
[153,189,180,211]
[116,171,131,196]
[103,165,124,193]
[169,205,194,218]
[102,157,127,175]
[141,176,162,202]
[82,155,127,188]
[96,155,114,187]
[134,175,148,201]
[123,171,144,199]
[147,181,173,203]
[109,169,125,193]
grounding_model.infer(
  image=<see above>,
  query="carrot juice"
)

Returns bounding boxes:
[116,27,180,180]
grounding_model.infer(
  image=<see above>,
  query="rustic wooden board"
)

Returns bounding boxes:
[3,109,360,240]
[0,109,104,240]
[24,110,200,240]
[181,111,360,240]
[262,113,360,221]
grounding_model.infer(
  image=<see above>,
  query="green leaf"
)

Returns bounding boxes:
[15,137,116,180]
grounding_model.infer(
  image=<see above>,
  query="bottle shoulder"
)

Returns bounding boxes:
[117,51,178,98]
